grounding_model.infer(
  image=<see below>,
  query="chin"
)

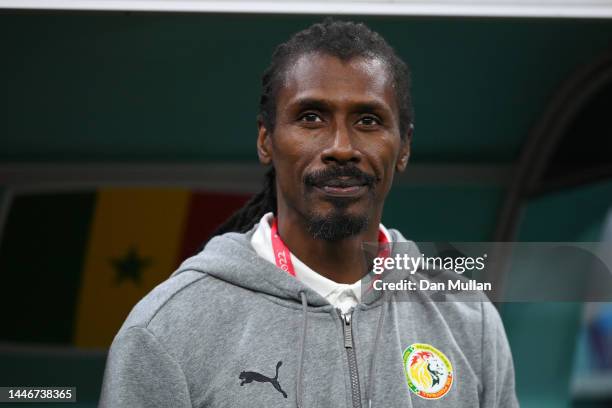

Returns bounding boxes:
[305,206,370,242]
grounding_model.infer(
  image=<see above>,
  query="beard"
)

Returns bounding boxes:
[306,212,369,241]
[305,198,370,241]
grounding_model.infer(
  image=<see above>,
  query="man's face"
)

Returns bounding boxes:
[258,52,410,240]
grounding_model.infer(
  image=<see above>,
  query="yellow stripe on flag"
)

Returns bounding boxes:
[74,188,190,348]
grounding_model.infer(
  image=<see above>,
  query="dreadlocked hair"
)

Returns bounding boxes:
[209,167,277,238]
[207,19,413,243]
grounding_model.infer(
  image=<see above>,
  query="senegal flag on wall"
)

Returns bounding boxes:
[0,188,250,349]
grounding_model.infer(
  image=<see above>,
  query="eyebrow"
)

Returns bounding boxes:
[351,101,391,114]
[292,98,332,112]
[291,97,391,115]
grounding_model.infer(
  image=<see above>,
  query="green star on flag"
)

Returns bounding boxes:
[110,246,151,286]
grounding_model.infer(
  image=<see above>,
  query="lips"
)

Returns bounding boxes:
[304,166,376,199]
[319,178,367,188]
[315,178,369,198]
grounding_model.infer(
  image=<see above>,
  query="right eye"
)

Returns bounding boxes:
[299,113,323,123]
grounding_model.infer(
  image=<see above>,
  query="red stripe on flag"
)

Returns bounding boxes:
[178,191,252,264]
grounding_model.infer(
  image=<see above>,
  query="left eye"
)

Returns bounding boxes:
[299,113,323,122]
[357,116,380,126]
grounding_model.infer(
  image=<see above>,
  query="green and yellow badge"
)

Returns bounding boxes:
[403,343,453,399]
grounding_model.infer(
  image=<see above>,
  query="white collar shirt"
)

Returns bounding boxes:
[250,212,392,314]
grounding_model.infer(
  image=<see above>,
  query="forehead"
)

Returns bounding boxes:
[278,52,397,112]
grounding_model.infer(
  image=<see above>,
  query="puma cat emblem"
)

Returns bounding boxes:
[239,361,288,398]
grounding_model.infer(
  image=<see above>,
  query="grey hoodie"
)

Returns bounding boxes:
[99,227,519,408]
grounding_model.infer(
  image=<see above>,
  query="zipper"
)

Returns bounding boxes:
[340,309,362,408]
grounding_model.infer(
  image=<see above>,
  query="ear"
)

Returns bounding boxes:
[395,124,413,172]
[257,120,273,165]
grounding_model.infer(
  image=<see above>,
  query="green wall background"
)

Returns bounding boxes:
[503,180,612,408]
[1,13,612,164]
[1,11,612,407]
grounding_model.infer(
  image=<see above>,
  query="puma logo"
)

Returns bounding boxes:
[238,360,287,398]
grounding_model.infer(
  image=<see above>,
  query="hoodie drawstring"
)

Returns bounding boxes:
[366,290,391,408]
[296,291,308,408]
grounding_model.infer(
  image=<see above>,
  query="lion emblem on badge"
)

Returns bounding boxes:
[403,343,453,399]
[409,351,445,388]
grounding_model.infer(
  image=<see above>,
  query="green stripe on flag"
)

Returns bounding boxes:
[0,192,96,344]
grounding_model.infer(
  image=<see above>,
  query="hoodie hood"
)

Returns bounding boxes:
[102,221,519,408]
[172,223,422,308]
[172,224,425,407]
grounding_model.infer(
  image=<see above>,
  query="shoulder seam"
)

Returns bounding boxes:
[145,272,209,328]
[121,325,192,405]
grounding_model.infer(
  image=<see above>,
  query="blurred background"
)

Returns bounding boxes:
[0,1,611,407]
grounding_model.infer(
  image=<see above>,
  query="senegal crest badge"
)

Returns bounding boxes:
[403,343,453,399]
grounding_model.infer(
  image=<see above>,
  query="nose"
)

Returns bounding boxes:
[320,121,362,165]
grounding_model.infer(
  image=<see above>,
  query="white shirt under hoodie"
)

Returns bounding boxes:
[250,212,392,314]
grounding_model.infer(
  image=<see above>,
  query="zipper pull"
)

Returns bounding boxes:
[341,311,353,349]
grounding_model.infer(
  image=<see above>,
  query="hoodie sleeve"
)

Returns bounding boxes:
[480,302,520,408]
[99,326,191,408]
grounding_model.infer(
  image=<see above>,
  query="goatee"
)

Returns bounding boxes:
[302,163,376,241]
[306,210,369,241]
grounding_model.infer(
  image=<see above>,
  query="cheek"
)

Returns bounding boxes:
[367,139,401,184]
[275,142,313,176]
[271,134,318,188]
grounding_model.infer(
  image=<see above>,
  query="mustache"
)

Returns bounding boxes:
[303,165,377,188]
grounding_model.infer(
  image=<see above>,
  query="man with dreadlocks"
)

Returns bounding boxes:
[100,19,518,407]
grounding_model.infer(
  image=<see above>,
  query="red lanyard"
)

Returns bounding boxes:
[270,218,297,276]
[270,217,390,277]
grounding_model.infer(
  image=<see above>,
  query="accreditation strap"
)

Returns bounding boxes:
[270,217,297,276]
[377,229,391,259]
[270,217,391,277]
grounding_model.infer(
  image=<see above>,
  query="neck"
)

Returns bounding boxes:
[276,208,382,284]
